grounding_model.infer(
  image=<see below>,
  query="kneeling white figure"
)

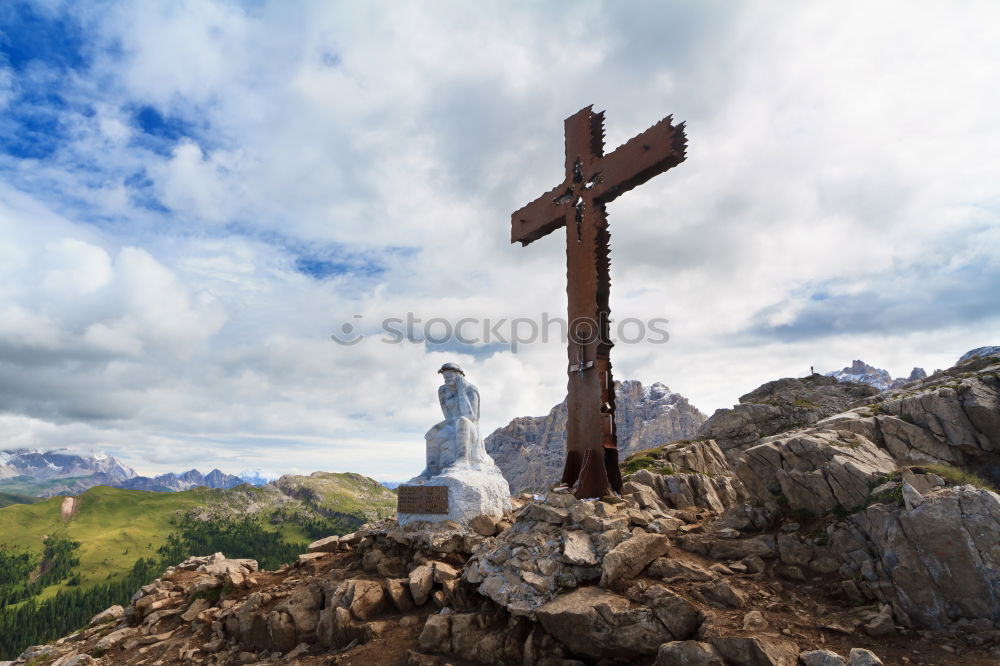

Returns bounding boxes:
[398,362,511,526]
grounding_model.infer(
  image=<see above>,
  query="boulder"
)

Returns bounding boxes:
[308,535,341,553]
[384,578,415,612]
[409,565,435,606]
[417,614,451,653]
[470,514,498,536]
[735,430,896,514]
[648,557,715,582]
[561,530,598,566]
[847,648,883,666]
[87,605,124,627]
[777,534,813,567]
[348,580,388,621]
[535,587,673,659]
[628,582,703,640]
[709,535,776,561]
[61,656,97,666]
[837,485,1000,629]
[629,444,750,513]
[601,533,670,585]
[698,580,746,609]
[799,649,847,666]
[709,636,799,666]
[862,605,895,637]
[94,627,138,652]
[742,610,768,631]
[655,640,725,666]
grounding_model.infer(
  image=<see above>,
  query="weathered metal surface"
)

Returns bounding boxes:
[397,485,450,514]
[511,106,687,499]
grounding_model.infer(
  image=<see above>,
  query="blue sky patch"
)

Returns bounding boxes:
[0,3,88,73]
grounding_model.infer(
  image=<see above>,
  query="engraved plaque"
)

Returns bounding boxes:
[397,485,449,514]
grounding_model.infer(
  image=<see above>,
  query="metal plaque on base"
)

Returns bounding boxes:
[397,485,449,514]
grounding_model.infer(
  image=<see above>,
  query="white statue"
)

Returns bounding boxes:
[417,362,490,478]
[399,362,511,525]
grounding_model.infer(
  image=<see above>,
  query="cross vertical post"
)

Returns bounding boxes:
[511,106,687,498]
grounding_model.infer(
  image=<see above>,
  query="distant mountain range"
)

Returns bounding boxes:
[824,347,999,391]
[825,360,927,391]
[0,448,271,498]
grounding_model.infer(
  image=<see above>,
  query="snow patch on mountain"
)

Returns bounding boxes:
[825,360,926,391]
[959,346,1000,364]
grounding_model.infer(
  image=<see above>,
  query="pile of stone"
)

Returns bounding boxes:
[465,487,683,614]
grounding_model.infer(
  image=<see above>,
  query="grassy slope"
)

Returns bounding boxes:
[275,471,397,521]
[0,491,40,508]
[1,486,216,600]
[0,476,95,497]
[0,472,392,601]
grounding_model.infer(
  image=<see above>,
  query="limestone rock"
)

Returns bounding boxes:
[629,467,744,514]
[349,579,388,620]
[742,610,768,631]
[417,614,451,653]
[384,578,415,612]
[535,587,673,659]
[710,636,799,666]
[847,648,883,666]
[734,430,896,515]
[409,565,434,606]
[628,582,703,640]
[777,534,813,566]
[862,605,895,637]
[698,374,878,453]
[601,533,670,585]
[799,649,847,666]
[94,627,137,652]
[648,557,715,582]
[485,380,706,492]
[61,656,97,666]
[308,535,341,553]
[87,605,124,627]
[698,580,746,609]
[469,514,498,536]
[835,485,1000,629]
[655,640,725,666]
[561,530,597,566]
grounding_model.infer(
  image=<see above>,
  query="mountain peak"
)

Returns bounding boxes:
[825,360,926,391]
[485,379,705,492]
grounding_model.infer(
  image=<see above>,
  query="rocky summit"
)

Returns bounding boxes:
[8,349,1000,666]
[825,360,927,392]
[486,380,706,493]
[697,374,879,455]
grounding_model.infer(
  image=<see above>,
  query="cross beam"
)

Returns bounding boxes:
[511,106,686,498]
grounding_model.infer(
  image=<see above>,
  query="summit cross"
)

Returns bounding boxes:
[510,105,687,498]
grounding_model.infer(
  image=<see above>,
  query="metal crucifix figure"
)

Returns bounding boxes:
[511,106,687,499]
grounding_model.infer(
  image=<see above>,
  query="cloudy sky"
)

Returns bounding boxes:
[1,1,997,481]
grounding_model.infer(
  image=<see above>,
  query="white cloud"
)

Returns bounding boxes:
[0,1,997,479]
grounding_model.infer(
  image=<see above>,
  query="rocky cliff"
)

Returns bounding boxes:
[485,380,706,492]
[698,374,879,455]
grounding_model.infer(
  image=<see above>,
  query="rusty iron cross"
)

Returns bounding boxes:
[511,106,686,499]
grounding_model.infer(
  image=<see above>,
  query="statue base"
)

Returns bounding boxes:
[397,466,511,527]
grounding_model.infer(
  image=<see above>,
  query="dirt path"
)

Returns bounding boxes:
[60,495,77,520]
